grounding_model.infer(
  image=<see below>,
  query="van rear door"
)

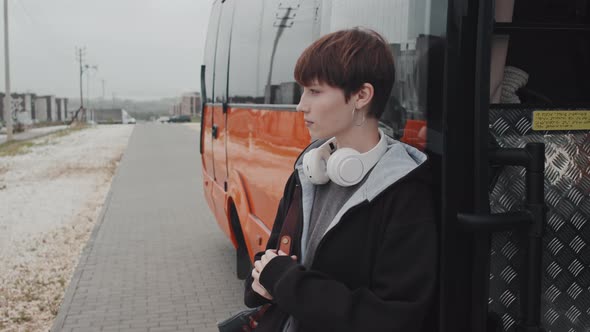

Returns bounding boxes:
[211,0,234,194]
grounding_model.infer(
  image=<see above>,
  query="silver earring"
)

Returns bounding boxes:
[352,105,366,126]
[351,104,365,126]
[355,111,366,126]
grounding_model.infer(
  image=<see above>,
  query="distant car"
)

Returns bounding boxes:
[157,116,170,123]
[123,116,136,124]
[168,115,191,123]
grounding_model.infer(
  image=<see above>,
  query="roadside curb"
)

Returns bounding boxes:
[0,125,70,145]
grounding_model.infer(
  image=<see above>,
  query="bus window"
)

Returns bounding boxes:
[317,0,447,152]
[491,0,590,105]
[258,0,319,105]
[228,1,263,104]
[213,1,234,103]
[203,0,221,103]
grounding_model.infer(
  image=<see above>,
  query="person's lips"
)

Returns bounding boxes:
[304,119,314,126]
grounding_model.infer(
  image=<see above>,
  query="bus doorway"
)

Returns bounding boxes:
[443,0,590,331]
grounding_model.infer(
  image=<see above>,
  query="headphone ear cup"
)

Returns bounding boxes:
[303,148,330,184]
[326,148,364,186]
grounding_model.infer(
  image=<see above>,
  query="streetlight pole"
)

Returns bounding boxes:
[3,0,13,141]
[85,64,97,110]
[101,79,105,109]
[86,67,90,108]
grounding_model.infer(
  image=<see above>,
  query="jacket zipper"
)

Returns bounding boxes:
[294,173,304,260]
[295,165,404,267]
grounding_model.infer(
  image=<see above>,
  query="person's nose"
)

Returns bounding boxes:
[296,95,309,113]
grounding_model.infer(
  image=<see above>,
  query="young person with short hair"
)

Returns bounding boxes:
[244,27,437,332]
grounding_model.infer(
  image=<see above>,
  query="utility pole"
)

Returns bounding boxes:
[3,0,13,141]
[69,46,87,124]
[76,47,86,108]
[70,48,97,124]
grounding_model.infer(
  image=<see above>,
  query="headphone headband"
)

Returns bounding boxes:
[302,129,388,186]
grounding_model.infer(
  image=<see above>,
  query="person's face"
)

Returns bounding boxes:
[296,81,356,140]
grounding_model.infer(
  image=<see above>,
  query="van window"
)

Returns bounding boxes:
[203,0,221,104]
[213,0,235,103]
[228,0,264,104]
[258,0,320,105]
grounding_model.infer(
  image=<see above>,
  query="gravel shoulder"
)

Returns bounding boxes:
[0,125,133,332]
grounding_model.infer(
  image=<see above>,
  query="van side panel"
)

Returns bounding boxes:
[201,104,216,217]
[227,106,310,254]
[202,105,215,180]
[210,104,232,240]
[212,105,228,186]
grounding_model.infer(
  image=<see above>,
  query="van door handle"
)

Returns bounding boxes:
[212,124,219,139]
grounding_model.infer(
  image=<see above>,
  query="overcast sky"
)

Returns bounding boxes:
[0,0,212,100]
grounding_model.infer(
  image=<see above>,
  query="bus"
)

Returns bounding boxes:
[200,0,590,331]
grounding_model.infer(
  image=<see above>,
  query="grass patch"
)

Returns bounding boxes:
[0,125,88,157]
[50,125,87,139]
[0,140,36,157]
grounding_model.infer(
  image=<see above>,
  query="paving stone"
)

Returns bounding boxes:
[51,124,245,332]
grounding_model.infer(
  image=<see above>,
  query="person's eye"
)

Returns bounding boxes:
[309,89,320,95]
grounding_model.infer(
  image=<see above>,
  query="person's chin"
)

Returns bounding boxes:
[308,131,329,141]
[307,128,320,139]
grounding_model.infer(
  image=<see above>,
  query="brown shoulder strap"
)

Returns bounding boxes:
[277,185,301,256]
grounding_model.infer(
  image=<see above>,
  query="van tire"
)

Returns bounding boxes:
[230,206,252,280]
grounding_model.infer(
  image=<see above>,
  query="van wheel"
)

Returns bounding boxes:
[231,207,252,280]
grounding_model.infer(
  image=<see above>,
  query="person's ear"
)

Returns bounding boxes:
[354,83,374,111]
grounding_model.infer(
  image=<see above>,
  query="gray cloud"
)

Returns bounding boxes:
[0,0,212,100]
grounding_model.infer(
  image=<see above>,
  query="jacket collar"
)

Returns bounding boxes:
[293,134,427,263]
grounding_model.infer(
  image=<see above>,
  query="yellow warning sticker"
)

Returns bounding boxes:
[532,110,590,131]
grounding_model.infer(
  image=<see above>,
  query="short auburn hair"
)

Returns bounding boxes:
[294,27,395,119]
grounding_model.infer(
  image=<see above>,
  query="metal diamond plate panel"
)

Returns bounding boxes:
[489,107,590,332]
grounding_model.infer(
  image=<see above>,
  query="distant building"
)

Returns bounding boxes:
[0,93,35,127]
[35,95,57,122]
[55,98,69,121]
[0,93,69,127]
[171,92,201,116]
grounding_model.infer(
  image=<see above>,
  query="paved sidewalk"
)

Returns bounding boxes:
[0,125,69,145]
[52,123,246,332]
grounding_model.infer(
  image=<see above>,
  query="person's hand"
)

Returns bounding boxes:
[251,269,273,300]
[251,250,297,300]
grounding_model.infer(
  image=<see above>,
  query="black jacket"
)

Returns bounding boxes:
[244,139,438,332]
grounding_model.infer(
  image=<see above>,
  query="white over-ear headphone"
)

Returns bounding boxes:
[302,129,388,186]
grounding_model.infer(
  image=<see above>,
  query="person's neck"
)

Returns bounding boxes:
[335,119,380,154]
